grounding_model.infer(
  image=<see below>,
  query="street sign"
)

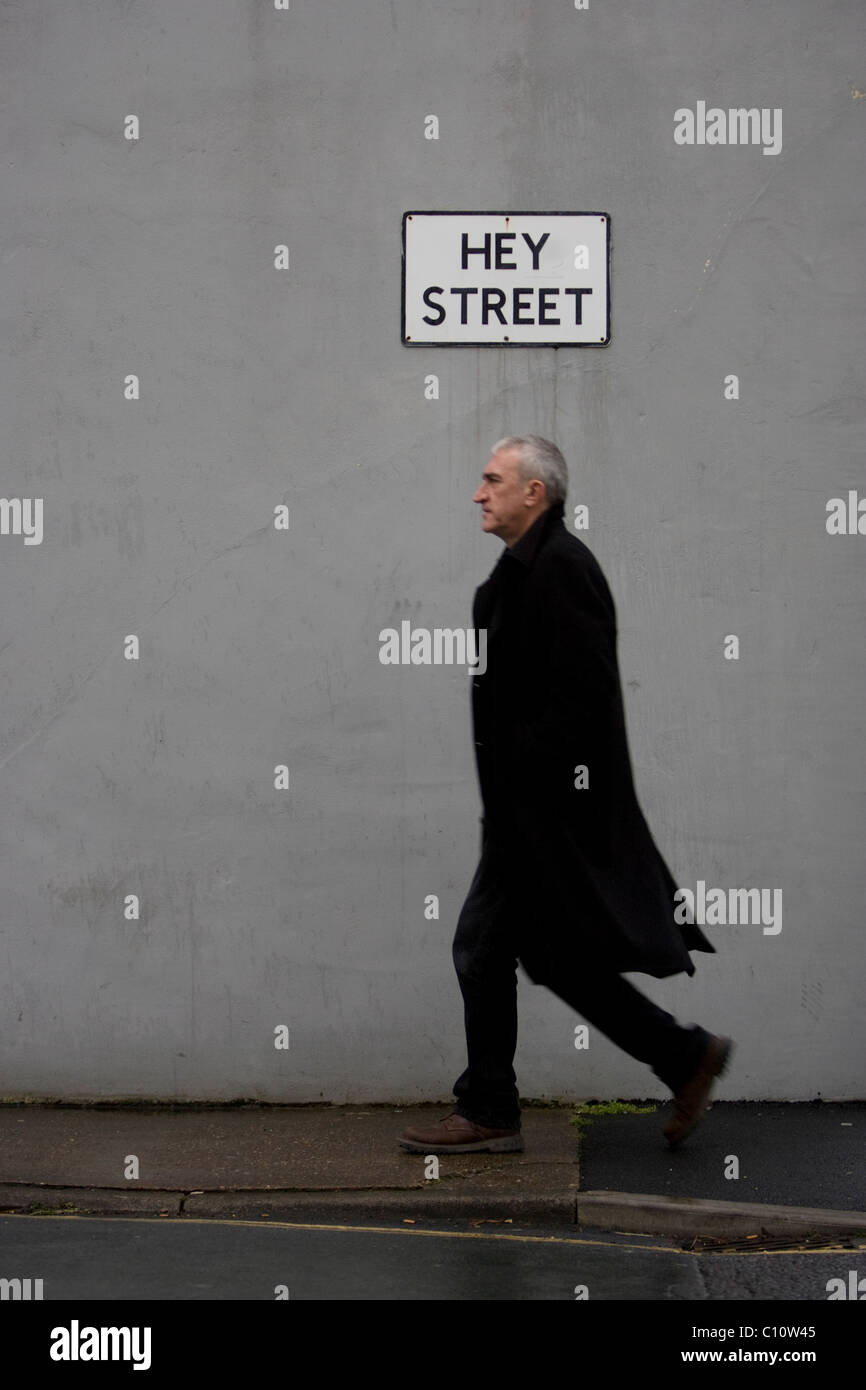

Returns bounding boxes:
[402,211,610,346]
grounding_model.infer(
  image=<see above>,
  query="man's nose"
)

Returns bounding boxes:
[472,485,486,503]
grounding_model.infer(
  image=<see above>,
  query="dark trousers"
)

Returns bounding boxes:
[452,837,711,1131]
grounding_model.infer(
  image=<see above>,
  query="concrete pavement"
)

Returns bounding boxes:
[0,1101,863,1241]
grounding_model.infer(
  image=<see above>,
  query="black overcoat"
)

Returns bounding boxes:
[471,499,714,979]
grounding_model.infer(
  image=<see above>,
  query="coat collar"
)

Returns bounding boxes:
[504,499,566,569]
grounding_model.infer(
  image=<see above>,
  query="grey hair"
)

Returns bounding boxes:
[491,434,568,506]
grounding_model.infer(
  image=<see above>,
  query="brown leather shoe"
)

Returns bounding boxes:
[398,1112,524,1154]
[663,1036,733,1148]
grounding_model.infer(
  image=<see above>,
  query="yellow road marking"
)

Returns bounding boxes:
[3,1212,863,1255]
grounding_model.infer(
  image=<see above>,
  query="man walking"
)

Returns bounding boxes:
[399,435,731,1155]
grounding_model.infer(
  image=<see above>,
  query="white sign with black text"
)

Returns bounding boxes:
[402,211,610,346]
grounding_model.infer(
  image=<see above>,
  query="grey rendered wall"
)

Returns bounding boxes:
[1,0,863,1101]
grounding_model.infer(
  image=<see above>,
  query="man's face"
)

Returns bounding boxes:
[473,447,539,546]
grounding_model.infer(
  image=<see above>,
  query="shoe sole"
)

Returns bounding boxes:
[397,1135,524,1154]
[663,1037,734,1148]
